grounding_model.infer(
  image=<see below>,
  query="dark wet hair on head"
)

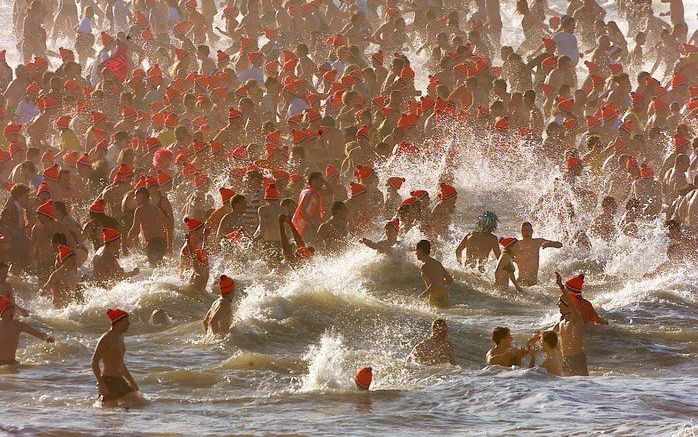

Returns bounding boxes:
[416,239,431,254]
[331,201,345,215]
[51,232,67,246]
[492,326,510,344]
[230,194,245,207]
[308,172,323,184]
[542,331,558,348]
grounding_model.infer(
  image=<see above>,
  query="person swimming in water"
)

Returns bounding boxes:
[485,326,533,367]
[528,331,563,376]
[455,211,501,272]
[553,272,589,376]
[410,318,457,365]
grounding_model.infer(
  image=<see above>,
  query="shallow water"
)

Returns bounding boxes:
[1,0,697,435]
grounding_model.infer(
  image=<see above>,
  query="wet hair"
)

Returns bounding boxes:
[51,232,67,246]
[542,331,557,348]
[114,130,129,142]
[53,201,68,216]
[416,239,431,255]
[331,201,345,215]
[230,194,245,207]
[492,326,510,344]
[432,318,447,332]
[308,172,323,185]
[135,187,150,199]
[10,183,30,199]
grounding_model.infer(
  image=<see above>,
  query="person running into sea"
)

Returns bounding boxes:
[410,318,456,365]
[455,211,501,272]
[278,214,315,266]
[553,272,589,376]
[0,297,54,366]
[494,237,525,293]
[511,222,563,286]
[203,275,235,337]
[360,218,399,254]
[128,187,170,267]
[91,309,146,408]
[92,228,139,285]
[416,240,454,307]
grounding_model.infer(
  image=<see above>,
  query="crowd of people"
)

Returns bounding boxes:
[0,0,696,407]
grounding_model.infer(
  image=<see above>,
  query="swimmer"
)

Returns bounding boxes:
[455,211,501,271]
[203,275,235,337]
[360,218,399,254]
[91,309,146,408]
[92,228,139,285]
[512,222,562,286]
[410,318,456,365]
[486,326,533,367]
[553,272,589,376]
[416,240,454,308]
[528,331,563,376]
[494,237,524,293]
[0,297,54,366]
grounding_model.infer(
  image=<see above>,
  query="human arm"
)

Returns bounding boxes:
[19,321,54,343]
[555,272,582,323]
[541,239,563,249]
[91,336,108,396]
[510,269,524,293]
[359,237,379,250]
[121,366,139,390]
[492,237,502,259]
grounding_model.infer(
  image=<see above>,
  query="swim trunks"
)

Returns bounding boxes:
[429,289,450,308]
[101,376,135,402]
[562,352,589,376]
[146,237,167,266]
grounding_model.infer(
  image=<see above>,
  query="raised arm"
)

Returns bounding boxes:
[555,272,581,322]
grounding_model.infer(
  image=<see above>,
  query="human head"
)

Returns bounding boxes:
[477,211,499,233]
[354,367,373,391]
[230,194,246,214]
[331,201,347,221]
[135,187,150,205]
[492,326,512,347]
[416,239,431,261]
[308,172,324,190]
[521,222,533,238]
[541,331,558,351]
[431,318,448,339]
[107,308,130,332]
[150,309,168,325]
